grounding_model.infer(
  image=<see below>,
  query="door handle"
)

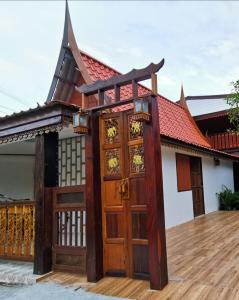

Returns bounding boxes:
[119,178,129,199]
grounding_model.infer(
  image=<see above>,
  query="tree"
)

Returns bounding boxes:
[226,80,239,131]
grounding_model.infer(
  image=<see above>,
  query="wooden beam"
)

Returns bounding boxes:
[33,132,58,275]
[114,85,120,102]
[85,111,103,282]
[143,96,168,290]
[132,80,138,98]
[98,90,105,106]
[151,74,158,96]
[79,59,165,96]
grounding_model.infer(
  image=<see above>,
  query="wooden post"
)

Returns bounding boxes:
[143,96,168,290]
[33,132,58,275]
[151,74,158,96]
[85,111,103,282]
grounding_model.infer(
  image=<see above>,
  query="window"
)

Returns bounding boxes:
[176,153,191,192]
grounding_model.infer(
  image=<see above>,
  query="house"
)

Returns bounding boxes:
[0,2,238,291]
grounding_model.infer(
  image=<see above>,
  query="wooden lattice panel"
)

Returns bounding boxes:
[58,136,86,186]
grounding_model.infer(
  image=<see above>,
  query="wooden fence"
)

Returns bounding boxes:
[0,201,35,261]
[207,132,239,150]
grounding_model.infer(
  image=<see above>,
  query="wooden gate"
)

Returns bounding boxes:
[100,110,149,279]
[52,186,86,273]
[0,201,35,261]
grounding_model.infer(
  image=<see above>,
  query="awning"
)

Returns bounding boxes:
[0,101,79,145]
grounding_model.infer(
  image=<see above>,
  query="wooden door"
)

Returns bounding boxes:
[100,111,149,279]
[52,186,86,273]
[190,157,205,217]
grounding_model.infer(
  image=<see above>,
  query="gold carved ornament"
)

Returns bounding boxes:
[104,119,119,144]
[129,116,143,140]
[105,149,120,176]
[130,145,145,174]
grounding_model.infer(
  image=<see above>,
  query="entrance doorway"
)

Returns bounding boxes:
[99,111,149,279]
[190,157,205,217]
[52,186,86,273]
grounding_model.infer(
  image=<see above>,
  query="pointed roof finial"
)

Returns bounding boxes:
[179,84,188,109]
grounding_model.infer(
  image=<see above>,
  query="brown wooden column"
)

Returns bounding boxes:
[33,132,58,275]
[143,96,168,290]
[85,111,103,282]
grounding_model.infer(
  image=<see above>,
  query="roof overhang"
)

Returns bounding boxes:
[194,109,228,121]
[0,101,78,145]
[161,135,239,161]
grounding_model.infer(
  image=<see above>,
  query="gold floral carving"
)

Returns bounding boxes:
[129,115,143,140]
[129,145,145,173]
[105,149,120,176]
[104,118,119,144]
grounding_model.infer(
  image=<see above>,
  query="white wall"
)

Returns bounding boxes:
[202,156,234,213]
[162,146,194,229]
[0,155,35,200]
[161,145,234,229]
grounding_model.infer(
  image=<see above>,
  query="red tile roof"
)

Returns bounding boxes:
[80,51,211,149]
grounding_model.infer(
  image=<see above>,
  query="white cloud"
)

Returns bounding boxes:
[116,46,143,58]
[206,39,239,57]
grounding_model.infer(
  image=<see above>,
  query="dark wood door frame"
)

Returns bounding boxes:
[85,96,168,290]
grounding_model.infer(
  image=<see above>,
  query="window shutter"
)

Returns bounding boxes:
[176,153,191,192]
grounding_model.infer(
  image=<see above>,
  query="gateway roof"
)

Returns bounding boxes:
[80,51,211,149]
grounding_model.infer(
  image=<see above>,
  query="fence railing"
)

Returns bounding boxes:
[207,132,239,150]
[0,201,35,261]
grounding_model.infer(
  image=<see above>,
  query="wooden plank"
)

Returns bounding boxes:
[143,96,168,290]
[23,205,32,257]
[15,205,23,257]
[43,212,239,300]
[7,206,15,256]
[0,207,6,255]
[85,110,103,282]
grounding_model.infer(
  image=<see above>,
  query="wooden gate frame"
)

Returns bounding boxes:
[81,61,168,290]
[52,185,86,273]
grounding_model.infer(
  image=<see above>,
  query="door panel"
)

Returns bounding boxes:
[190,157,205,217]
[100,111,149,279]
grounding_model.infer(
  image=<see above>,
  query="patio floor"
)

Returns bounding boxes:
[0,260,41,285]
[43,211,239,299]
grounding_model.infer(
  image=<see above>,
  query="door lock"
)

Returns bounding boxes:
[119,178,129,199]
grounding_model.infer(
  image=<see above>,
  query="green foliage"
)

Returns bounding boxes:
[226,80,239,132]
[217,186,239,210]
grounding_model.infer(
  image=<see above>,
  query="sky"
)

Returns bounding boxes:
[0,1,239,117]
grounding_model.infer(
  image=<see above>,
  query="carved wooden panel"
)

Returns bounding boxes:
[129,144,145,174]
[104,118,120,144]
[105,149,121,176]
[128,116,143,140]
[0,202,35,260]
